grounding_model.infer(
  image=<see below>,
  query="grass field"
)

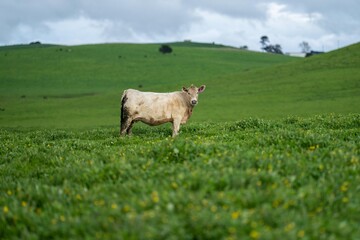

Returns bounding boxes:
[1,114,359,239]
[0,42,359,239]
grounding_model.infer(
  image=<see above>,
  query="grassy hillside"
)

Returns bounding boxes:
[0,42,359,128]
[203,43,360,121]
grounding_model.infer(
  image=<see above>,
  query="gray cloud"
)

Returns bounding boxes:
[183,0,266,19]
[277,0,360,35]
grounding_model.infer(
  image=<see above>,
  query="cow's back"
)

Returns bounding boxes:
[124,89,175,109]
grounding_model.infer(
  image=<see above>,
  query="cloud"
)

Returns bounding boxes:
[43,16,115,45]
[183,0,266,19]
[181,9,261,48]
[0,0,359,52]
[179,3,330,51]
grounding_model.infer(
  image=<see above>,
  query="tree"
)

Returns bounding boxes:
[263,45,283,54]
[299,41,311,53]
[30,41,41,45]
[260,36,269,50]
[273,44,283,54]
[159,45,173,54]
[260,36,283,54]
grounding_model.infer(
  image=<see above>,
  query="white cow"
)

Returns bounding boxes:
[120,85,206,137]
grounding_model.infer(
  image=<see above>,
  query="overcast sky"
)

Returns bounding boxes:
[1,0,359,52]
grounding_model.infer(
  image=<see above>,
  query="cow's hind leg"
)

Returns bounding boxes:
[126,121,135,135]
[121,118,132,136]
[120,105,132,136]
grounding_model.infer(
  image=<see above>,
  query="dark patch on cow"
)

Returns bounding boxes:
[138,100,145,106]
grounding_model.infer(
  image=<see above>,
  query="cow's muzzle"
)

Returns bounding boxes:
[191,100,198,105]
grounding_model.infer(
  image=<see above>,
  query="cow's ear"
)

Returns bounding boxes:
[182,86,188,92]
[198,85,206,93]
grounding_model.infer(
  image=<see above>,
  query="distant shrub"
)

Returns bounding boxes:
[159,45,173,54]
[30,41,41,45]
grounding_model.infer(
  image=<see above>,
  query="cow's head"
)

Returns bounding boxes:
[182,84,206,106]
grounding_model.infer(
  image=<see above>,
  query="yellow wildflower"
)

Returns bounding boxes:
[350,156,358,165]
[151,191,160,203]
[122,205,131,213]
[231,211,240,220]
[272,199,280,208]
[250,230,260,239]
[76,194,82,200]
[211,205,217,212]
[340,182,349,192]
[284,222,295,232]
[3,206,9,214]
[297,230,305,238]
[171,182,178,189]
[94,199,105,206]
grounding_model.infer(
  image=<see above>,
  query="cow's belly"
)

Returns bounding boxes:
[133,108,173,126]
[139,117,173,126]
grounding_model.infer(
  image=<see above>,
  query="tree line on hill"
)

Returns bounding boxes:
[159,37,316,56]
[260,36,321,56]
[24,39,318,57]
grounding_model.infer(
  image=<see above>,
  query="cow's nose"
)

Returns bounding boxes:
[191,100,198,105]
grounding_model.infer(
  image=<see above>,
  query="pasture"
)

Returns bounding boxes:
[0,42,359,128]
[1,115,359,239]
[0,42,360,239]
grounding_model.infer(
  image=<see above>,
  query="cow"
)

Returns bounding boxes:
[120,85,206,137]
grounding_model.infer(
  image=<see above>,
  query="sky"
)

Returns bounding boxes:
[1,0,359,52]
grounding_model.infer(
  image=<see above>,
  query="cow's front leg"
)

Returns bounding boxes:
[172,119,181,137]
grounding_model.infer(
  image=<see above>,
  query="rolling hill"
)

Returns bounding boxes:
[0,42,359,129]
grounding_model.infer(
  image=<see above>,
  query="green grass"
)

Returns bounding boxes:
[0,42,359,239]
[2,42,358,128]
[1,114,359,239]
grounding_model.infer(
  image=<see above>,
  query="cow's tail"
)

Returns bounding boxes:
[120,90,128,134]
[121,90,128,107]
